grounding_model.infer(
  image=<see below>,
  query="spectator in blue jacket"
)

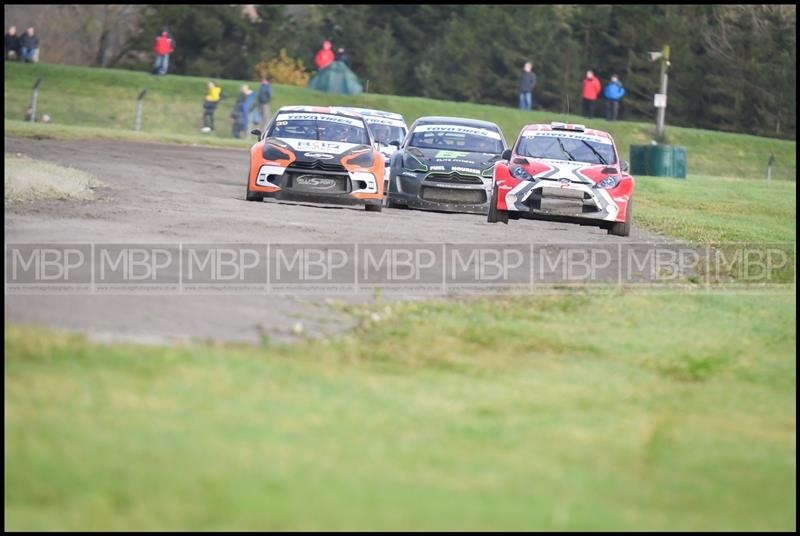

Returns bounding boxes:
[603,74,625,121]
[231,85,257,139]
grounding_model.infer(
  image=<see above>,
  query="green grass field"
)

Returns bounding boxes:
[5,291,796,530]
[4,61,796,181]
[4,61,797,530]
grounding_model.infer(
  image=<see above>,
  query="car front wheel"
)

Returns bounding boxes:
[487,182,508,224]
[245,184,264,202]
[608,198,632,236]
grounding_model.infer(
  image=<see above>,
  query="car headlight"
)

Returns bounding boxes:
[481,165,495,178]
[263,142,289,161]
[348,150,375,167]
[595,175,620,189]
[511,165,532,180]
[403,153,428,172]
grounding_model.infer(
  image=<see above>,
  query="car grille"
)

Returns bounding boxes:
[420,186,487,204]
[289,160,348,173]
[424,172,484,185]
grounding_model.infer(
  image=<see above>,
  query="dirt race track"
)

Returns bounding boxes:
[5,137,681,344]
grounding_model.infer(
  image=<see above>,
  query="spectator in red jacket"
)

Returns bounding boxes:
[581,70,602,119]
[153,31,174,76]
[314,40,335,70]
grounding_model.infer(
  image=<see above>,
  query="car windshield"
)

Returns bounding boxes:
[367,123,406,145]
[516,133,617,165]
[269,113,370,144]
[409,124,503,154]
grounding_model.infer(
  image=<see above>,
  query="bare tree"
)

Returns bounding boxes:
[3,4,141,67]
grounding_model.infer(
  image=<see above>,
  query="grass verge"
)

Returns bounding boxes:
[4,61,796,181]
[4,289,796,530]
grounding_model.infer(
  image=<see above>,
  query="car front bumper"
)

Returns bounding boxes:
[387,171,492,215]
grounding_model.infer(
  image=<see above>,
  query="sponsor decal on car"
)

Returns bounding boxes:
[521,129,612,145]
[275,113,366,128]
[295,175,338,189]
[279,138,361,153]
[435,150,471,159]
[415,124,503,140]
[364,117,407,128]
[303,152,335,159]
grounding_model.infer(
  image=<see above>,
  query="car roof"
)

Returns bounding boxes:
[521,123,613,140]
[413,116,502,131]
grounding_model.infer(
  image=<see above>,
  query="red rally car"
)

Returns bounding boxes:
[487,122,635,236]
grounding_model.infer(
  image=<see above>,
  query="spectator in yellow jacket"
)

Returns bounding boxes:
[201,81,225,133]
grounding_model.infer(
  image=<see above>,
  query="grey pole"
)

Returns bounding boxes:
[134,89,147,131]
[767,152,775,181]
[655,45,670,141]
[30,77,42,122]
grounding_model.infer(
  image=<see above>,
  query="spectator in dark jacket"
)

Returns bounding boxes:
[256,77,272,127]
[5,26,21,60]
[19,27,39,63]
[603,74,625,121]
[335,46,350,66]
[518,62,536,111]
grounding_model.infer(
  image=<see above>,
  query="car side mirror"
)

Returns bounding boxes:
[250,129,262,138]
[620,160,629,172]
[501,149,512,161]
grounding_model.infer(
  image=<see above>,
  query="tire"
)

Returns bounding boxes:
[608,198,632,236]
[365,202,382,212]
[487,182,509,224]
[245,183,264,202]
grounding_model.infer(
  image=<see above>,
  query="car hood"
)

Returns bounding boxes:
[408,147,500,174]
[518,157,611,184]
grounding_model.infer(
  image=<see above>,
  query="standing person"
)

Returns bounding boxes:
[152,31,174,75]
[242,84,258,128]
[231,85,255,139]
[256,77,272,128]
[314,40,335,70]
[5,26,20,60]
[518,61,536,111]
[201,80,224,133]
[19,27,39,63]
[334,46,349,66]
[603,74,625,121]
[230,87,246,139]
[581,70,602,119]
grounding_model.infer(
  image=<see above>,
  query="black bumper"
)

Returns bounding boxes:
[387,172,491,215]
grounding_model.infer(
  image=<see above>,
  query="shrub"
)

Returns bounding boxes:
[253,49,310,87]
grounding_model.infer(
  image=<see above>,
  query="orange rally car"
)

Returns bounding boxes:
[245,106,385,211]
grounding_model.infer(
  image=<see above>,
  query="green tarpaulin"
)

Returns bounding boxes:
[307,61,363,95]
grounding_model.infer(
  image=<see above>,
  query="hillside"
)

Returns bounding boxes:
[4,62,796,181]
